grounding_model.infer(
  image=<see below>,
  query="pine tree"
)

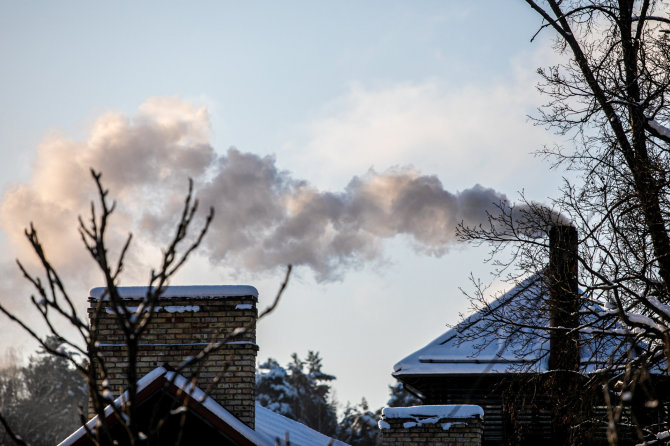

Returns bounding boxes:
[335,382,421,445]
[255,358,298,418]
[256,351,338,436]
[0,337,88,446]
[386,382,420,408]
[337,398,380,446]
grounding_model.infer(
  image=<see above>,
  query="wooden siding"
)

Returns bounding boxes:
[398,374,668,445]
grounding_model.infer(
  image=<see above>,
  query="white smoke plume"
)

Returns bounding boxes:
[0,98,215,282]
[0,98,520,282]
[194,152,508,280]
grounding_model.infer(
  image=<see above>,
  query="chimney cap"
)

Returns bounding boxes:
[89,285,258,300]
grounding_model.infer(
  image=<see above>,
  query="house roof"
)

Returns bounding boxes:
[393,273,632,377]
[256,404,348,445]
[58,367,347,446]
[89,285,259,300]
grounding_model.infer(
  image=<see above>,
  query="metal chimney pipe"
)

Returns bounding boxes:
[548,224,580,372]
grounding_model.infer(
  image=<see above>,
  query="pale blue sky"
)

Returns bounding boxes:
[0,2,566,411]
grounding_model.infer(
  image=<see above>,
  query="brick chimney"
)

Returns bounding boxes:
[88,285,258,428]
[548,224,580,372]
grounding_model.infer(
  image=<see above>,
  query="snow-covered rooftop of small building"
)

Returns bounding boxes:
[89,285,258,300]
[382,405,483,420]
[58,367,347,446]
[378,405,483,431]
[393,273,630,377]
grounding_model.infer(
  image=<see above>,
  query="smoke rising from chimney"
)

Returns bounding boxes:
[0,98,556,282]
[192,150,508,280]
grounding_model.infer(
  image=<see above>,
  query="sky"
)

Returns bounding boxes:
[0,1,568,411]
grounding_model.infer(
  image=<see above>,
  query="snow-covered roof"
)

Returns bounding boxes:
[393,274,629,377]
[89,285,258,300]
[58,367,347,446]
[256,404,348,446]
[382,405,483,420]
[378,405,483,431]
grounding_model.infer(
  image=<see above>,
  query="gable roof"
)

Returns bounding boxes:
[58,367,347,446]
[393,273,632,377]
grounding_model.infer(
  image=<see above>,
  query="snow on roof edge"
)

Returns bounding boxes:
[89,285,259,300]
[58,367,347,446]
[164,371,266,445]
[57,367,169,446]
[57,367,266,446]
[382,404,484,420]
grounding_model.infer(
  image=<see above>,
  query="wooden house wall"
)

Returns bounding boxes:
[398,374,651,445]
